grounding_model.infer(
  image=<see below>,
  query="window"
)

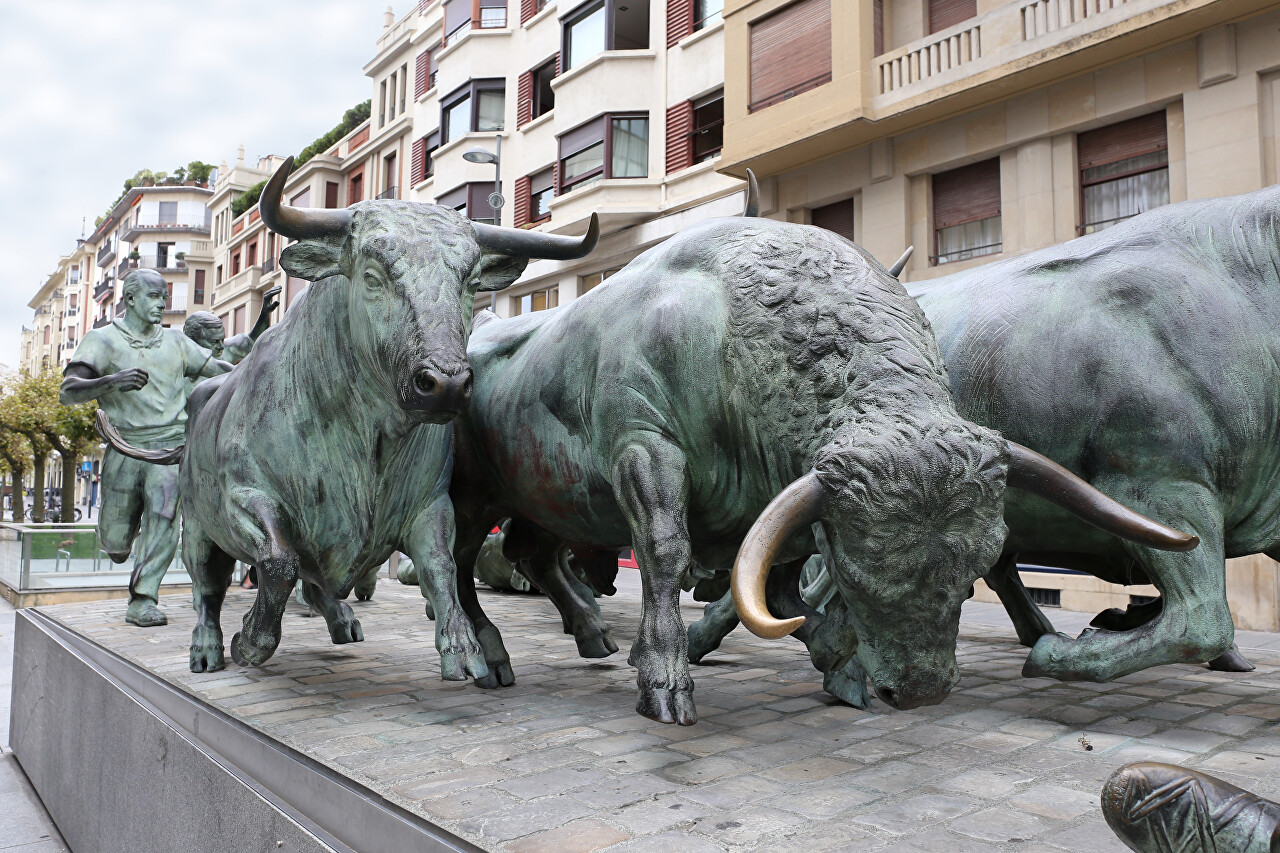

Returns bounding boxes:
[215,264,223,285]
[233,306,246,335]
[1027,587,1061,608]
[444,0,471,39]
[695,0,723,29]
[325,182,339,208]
[932,158,1001,265]
[533,59,556,118]
[291,187,311,208]
[231,251,242,276]
[380,80,388,127]
[428,43,440,89]
[749,0,831,112]
[1078,111,1169,235]
[194,269,206,304]
[691,91,723,162]
[286,276,308,309]
[350,171,364,203]
[562,0,649,71]
[929,0,975,33]
[413,132,441,186]
[437,184,499,224]
[384,152,398,199]
[558,113,649,193]
[416,50,431,99]
[530,168,554,222]
[442,80,506,144]
[810,198,854,241]
[220,313,231,335]
[157,242,174,268]
[400,62,408,113]
[580,266,621,293]
[158,201,177,225]
[247,240,258,267]
[389,73,399,120]
[512,285,559,314]
[480,0,508,27]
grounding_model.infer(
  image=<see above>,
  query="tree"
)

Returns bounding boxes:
[0,372,94,523]
[0,376,52,522]
[0,427,31,523]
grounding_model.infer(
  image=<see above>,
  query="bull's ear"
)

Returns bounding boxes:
[470,252,528,293]
[281,239,342,282]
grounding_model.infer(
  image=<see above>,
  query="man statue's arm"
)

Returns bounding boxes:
[249,286,282,342]
[197,356,236,379]
[60,363,148,405]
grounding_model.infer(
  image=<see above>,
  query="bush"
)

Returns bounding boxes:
[294,100,372,171]
[231,180,267,218]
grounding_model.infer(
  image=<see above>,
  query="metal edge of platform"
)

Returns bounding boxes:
[11,608,485,853]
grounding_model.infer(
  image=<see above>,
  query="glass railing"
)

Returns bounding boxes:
[0,522,190,594]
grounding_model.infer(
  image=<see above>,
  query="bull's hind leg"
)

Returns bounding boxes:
[405,495,490,682]
[452,512,514,688]
[612,436,697,725]
[1025,483,1233,681]
[186,519,236,672]
[687,587,739,664]
[301,581,364,644]
[983,550,1057,647]
[230,501,300,667]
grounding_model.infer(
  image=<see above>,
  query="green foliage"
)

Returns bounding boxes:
[97,160,215,226]
[231,180,267,218]
[294,100,372,170]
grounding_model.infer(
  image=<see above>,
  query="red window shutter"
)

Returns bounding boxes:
[517,71,534,128]
[933,158,1001,230]
[929,0,975,32]
[665,102,694,174]
[419,0,430,12]
[1078,111,1168,170]
[667,0,693,47]
[749,0,832,112]
[415,51,430,98]
[873,0,884,55]
[412,137,428,186]
[811,198,854,240]
[521,0,537,24]
[514,175,532,228]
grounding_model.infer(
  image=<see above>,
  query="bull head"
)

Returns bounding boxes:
[731,426,1196,710]
[260,156,598,420]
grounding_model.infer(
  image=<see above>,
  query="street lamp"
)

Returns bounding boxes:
[462,134,503,221]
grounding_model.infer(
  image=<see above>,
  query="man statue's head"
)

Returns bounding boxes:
[183,312,227,357]
[121,270,168,327]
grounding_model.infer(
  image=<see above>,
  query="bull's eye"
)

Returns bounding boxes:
[364,270,386,290]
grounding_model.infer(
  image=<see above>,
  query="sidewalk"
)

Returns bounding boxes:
[0,597,70,853]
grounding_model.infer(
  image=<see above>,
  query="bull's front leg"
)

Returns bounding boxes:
[983,550,1057,647]
[404,496,490,682]
[687,586,739,664]
[1025,483,1234,681]
[612,436,697,725]
[301,581,364,645]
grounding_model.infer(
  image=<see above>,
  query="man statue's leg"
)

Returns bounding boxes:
[125,461,182,627]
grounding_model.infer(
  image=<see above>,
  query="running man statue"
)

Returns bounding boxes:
[61,269,234,626]
[182,286,281,365]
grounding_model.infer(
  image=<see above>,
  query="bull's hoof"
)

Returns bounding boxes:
[329,618,364,645]
[229,631,275,667]
[574,629,618,659]
[1022,632,1077,680]
[474,660,515,689]
[1207,645,1255,672]
[823,659,871,709]
[636,686,697,726]
[190,643,225,673]
[355,592,374,602]
[686,620,723,665]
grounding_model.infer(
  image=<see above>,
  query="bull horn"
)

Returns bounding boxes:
[742,169,759,217]
[887,246,914,278]
[732,472,826,639]
[259,155,352,240]
[473,213,599,260]
[1006,442,1199,552]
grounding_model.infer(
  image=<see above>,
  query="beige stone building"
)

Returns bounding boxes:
[22,244,91,376]
[719,0,1280,627]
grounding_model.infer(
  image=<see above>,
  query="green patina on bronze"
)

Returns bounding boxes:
[444,214,1187,725]
[183,285,281,366]
[61,269,233,627]
[98,156,598,682]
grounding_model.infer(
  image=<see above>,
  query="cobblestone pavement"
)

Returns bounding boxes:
[37,576,1280,853]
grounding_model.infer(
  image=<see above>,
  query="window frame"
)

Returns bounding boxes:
[691,90,724,162]
[532,58,557,118]
[1077,112,1170,235]
[930,158,1002,266]
[561,0,609,72]
[479,0,509,28]
[528,167,555,223]
[694,0,724,30]
[557,112,649,194]
[441,79,506,144]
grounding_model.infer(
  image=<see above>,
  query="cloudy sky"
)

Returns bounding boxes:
[0,0,387,369]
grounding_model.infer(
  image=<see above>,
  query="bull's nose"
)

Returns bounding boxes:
[409,366,472,412]
[875,687,901,709]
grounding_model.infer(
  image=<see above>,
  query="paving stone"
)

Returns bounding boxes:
[1008,784,1100,820]
[495,766,612,800]
[1198,751,1280,781]
[877,828,1001,853]
[690,805,806,847]
[748,821,882,853]
[949,806,1060,842]
[935,766,1036,798]
[1188,712,1269,735]
[600,830,726,852]
[504,818,630,853]
[758,756,859,783]
[609,794,711,834]
[661,755,755,785]
[851,794,978,835]
[769,784,881,820]
[1041,814,1132,852]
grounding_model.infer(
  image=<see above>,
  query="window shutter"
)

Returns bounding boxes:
[515,175,532,227]
[415,51,430,99]
[749,0,832,112]
[667,0,693,47]
[518,71,534,128]
[933,159,1001,230]
[929,0,975,33]
[419,0,431,12]
[1078,111,1168,170]
[873,0,884,55]
[412,137,428,186]
[665,101,693,174]
[811,198,854,240]
[521,0,538,23]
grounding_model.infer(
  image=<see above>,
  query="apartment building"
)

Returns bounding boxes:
[22,244,91,375]
[718,0,1280,626]
[401,0,744,315]
[85,183,215,334]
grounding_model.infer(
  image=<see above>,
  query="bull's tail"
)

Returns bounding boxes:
[95,410,185,465]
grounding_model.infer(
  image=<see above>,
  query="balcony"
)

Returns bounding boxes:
[377,186,398,200]
[262,257,277,275]
[94,280,113,301]
[96,242,116,268]
[93,316,111,329]
[117,259,132,279]
[134,255,187,272]
[547,178,663,235]
[122,215,211,243]
[550,50,659,132]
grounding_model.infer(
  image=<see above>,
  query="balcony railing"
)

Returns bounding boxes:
[93,316,111,329]
[123,219,211,242]
[262,257,277,274]
[377,186,398,200]
[96,242,116,267]
[117,259,132,279]
[134,255,188,271]
[94,280,114,301]
[876,19,983,94]
[1021,0,1130,39]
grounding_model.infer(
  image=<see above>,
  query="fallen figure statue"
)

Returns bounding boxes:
[441,203,1197,725]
